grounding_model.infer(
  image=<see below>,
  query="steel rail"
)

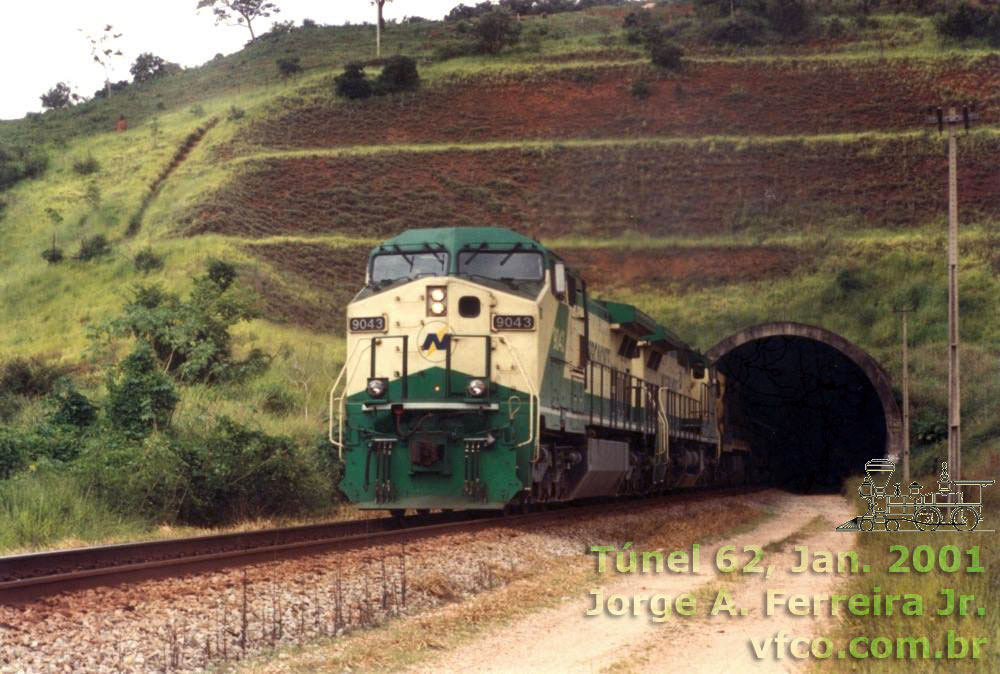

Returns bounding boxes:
[0,487,756,605]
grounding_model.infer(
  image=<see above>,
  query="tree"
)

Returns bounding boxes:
[80,24,124,99]
[39,83,75,110]
[101,261,265,383]
[130,53,169,83]
[105,342,179,438]
[474,7,522,54]
[372,0,393,57]
[196,0,280,41]
[335,63,374,99]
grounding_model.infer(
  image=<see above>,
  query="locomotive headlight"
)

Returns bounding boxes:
[366,377,388,398]
[466,378,488,398]
[427,286,447,316]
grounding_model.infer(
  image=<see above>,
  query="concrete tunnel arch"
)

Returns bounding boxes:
[705,321,903,466]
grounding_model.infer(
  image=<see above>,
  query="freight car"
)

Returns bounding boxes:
[329,227,750,511]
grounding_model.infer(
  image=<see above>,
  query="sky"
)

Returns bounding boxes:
[2,1,461,120]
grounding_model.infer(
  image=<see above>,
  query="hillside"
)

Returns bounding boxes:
[0,2,998,548]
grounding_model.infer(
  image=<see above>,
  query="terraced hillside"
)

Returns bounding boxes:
[0,3,998,523]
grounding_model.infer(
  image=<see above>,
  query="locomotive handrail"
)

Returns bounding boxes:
[498,336,538,458]
[656,386,670,463]
[328,340,371,459]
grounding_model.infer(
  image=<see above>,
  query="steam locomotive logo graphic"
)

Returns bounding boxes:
[837,460,994,533]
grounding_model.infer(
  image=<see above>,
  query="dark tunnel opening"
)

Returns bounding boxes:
[716,336,887,492]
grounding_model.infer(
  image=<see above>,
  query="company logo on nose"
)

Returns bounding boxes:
[422,330,451,354]
[417,321,451,362]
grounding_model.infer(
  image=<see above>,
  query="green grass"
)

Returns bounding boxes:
[825,465,1000,672]
[0,468,147,551]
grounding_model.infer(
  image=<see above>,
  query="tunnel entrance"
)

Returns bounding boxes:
[707,322,902,492]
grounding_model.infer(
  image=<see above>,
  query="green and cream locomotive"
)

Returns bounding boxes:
[330,227,748,511]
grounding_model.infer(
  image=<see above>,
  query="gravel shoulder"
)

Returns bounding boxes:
[404,492,852,674]
[0,492,769,673]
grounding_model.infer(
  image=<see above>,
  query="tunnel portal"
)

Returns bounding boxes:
[706,322,902,492]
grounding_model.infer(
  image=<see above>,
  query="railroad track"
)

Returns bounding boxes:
[0,487,756,605]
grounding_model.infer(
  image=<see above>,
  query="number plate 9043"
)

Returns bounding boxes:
[492,314,535,331]
[349,316,386,332]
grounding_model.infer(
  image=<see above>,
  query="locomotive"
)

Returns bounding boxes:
[330,227,750,511]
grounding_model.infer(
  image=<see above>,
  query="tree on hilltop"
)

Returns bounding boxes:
[130,53,174,83]
[40,82,78,110]
[371,0,394,57]
[196,0,280,41]
[80,24,124,99]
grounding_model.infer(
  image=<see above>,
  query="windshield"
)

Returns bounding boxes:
[457,250,545,282]
[370,252,449,284]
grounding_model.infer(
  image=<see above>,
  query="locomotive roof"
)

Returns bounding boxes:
[376,227,543,253]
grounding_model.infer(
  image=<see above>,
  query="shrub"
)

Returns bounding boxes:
[47,380,97,429]
[650,38,685,69]
[335,63,374,99]
[74,431,186,523]
[267,19,296,36]
[276,56,303,79]
[0,393,20,424]
[189,104,206,117]
[72,155,100,175]
[474,7,522,53]
[76,234,111,261]
[623,9,664,46]
[261,385,296,416]
[0,430,24,479]
[0,144,48,191]
[227,105,246,121]
[39,83,73,110]
[206,258,237,289]
[41,245,64,264]
[702,12,771,45]
[133,247,164,273]
[376,55,420,94]
[765,0,813,37]
[302,18,317,28]
[175,417,325,524]
[93,80,130,99]
[936,3,1000,43]
[631,79,653,100]
[0,358,65,398]
[826,16,847,38]
[105,342,179,438]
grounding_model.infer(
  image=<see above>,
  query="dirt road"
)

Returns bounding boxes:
[408,492,854,674]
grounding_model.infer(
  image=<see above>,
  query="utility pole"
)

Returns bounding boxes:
[894,306,913,485]
[927,104,977,481]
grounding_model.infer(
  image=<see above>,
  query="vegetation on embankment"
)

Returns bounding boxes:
[824,457,1000,673]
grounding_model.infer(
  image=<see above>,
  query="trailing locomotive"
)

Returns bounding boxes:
[330,227,750,511]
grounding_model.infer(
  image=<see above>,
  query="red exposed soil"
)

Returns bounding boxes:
[189,137,1000,240]
[245,242,368,332]
[250,58,999,148]
[560,245,810,288]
